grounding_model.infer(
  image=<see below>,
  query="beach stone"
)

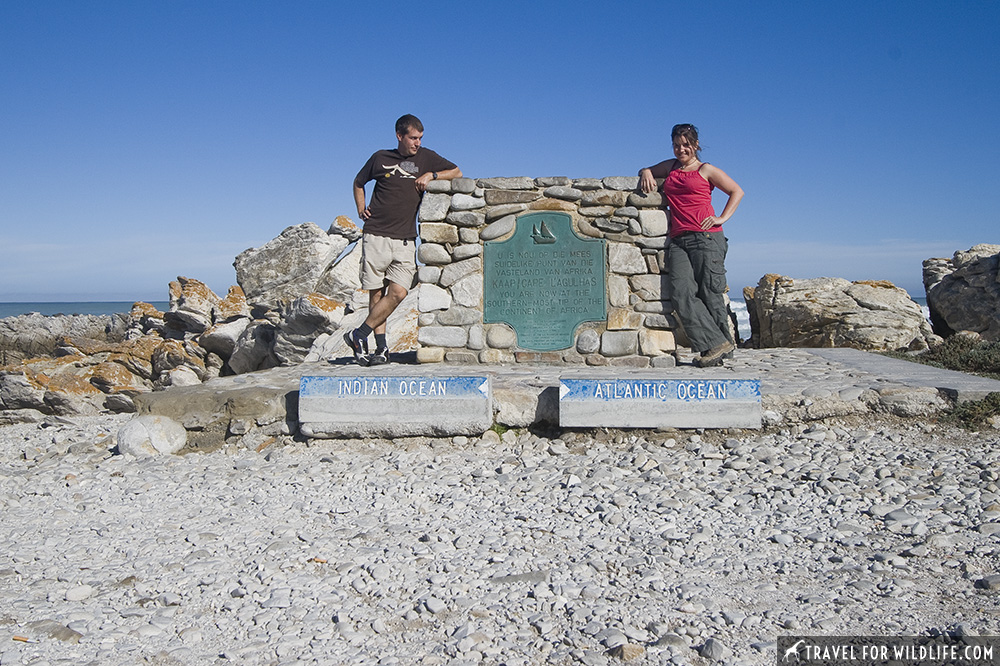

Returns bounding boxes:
[452,243,482,261]
[976,575,1000,590]
[576,329,600,354]
[440,257,482,288]
[418,193,452,222]
[417,326,468,348]
[117,414,187,455]
[602,176,639,190]
[478,177,535,190]
[600,330,638,356]
[451,193,485,211]
[451,177,476,194]
[480,214,516,241]
[700,638,728,661]
[638,209,668,236]
[543,185,583,201]
[581,190,629,207]
[417,243,452,266]
[419,222,459,244]
[450,274,483,308]
[608,243,646,275]
[25,620,83,644]
[447,210,485,227]
[418,284,452,312]
[65,585,94,601]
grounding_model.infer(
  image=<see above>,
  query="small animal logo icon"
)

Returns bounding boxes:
[783,639,806,661]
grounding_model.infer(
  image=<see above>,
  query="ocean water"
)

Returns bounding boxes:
[0,302,169,319]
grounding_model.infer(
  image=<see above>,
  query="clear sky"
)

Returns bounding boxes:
[2,1,997,302]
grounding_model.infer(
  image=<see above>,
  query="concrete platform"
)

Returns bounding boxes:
[133,348,1000,439]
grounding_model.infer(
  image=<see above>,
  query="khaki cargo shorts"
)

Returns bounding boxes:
[360,233,417,291]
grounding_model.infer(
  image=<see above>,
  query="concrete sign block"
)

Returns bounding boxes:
[299,374,492,438]
[559,377,761,429]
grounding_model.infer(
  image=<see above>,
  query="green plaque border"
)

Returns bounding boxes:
[484,211,607,351]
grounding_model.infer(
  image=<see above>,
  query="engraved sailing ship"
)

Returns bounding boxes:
[531,220,556,244]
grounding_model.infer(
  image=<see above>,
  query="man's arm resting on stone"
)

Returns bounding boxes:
[415,167,462,191]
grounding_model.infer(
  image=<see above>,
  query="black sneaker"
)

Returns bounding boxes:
[368,347,389,366]
[344,330,370,366]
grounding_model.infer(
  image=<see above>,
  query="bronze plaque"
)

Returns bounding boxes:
[484,211,606,351]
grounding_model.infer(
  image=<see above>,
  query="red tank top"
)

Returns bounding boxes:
[661,167,716,238]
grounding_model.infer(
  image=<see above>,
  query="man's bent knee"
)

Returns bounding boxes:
[384,282,408,304]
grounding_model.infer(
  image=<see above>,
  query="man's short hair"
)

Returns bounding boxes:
[395,114,423,136]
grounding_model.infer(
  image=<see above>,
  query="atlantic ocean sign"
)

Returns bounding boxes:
[484,211,606,351]
[559,377,761,429]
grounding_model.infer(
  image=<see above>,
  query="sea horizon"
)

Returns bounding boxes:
[1,297,931,346]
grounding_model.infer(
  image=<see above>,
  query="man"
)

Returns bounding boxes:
[345,114,462,365]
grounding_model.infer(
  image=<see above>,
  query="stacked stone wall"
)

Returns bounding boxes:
[414,176,688,367]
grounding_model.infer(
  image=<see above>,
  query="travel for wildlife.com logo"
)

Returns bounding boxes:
[777,636,999,665]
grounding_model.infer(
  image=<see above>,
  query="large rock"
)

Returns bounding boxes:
[745,275,936,351]
[164,276,222,333]
[923,244,1000,341]
[233,222,351,308]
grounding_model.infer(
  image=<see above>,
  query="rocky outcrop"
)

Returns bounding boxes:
[923,244,1000,341]
[744,275,937,351]
[0,313,129,364]
[0,217,378,420]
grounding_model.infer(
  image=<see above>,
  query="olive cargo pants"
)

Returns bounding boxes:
[667,231,733,354]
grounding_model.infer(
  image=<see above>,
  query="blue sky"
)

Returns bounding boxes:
[2,1,997,302]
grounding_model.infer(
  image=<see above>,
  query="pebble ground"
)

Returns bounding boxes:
[2,406,1000,665]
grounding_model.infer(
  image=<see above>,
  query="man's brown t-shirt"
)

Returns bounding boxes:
[354,147,457,240]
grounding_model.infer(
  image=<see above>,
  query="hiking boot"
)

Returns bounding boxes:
[368,347,389,366]
[694,354,724,368]
[344,330,370,366]
[695,340,735,367]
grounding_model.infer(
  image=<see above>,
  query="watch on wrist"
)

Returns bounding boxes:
[432,172,438,180]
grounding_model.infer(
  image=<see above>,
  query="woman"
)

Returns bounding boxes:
[639,123,744,367]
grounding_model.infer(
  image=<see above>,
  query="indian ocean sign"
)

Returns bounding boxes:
[298,374,492,438]
[559,377,761,429]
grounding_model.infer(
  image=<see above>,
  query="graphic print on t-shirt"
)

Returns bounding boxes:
[382,160,418,179]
